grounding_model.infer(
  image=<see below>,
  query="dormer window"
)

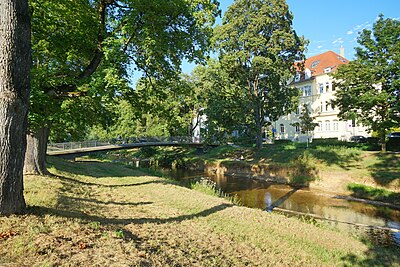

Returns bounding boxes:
[311,60,320,69]
[324,67,332,73]
[295,73,301,82]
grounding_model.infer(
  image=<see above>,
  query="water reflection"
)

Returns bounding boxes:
[161,168,400,245]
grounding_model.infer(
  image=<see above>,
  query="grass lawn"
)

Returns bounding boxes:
[1,157,399,266]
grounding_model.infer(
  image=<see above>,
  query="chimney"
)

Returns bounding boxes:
[340,46,345,58]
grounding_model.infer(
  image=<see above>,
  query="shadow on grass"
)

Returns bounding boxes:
[256,143,361,170]
[47,157,146,178]
[65,196,153,207]
[341,239,400,266]
[28,203,233,226]
[55,174,168,188]
[369,153,400,186]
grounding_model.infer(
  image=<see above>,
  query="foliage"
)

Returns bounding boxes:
[289,151,319,186]
[192,60,253,143]
[212,0,307,149]
[332,15,400,151]
[292,104,318,134]
[29,0,220,140]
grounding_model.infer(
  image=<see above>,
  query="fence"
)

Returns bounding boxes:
[47,136,196,152]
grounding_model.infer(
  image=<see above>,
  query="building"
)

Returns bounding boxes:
[273,50,370,142]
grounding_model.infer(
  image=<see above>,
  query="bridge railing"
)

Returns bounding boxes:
[47,136,197,152]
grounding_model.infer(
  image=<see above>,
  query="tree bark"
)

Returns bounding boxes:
[0,0,31,215]
[380,131,387,153]
[255,103,263,150]
[24,127,50,175]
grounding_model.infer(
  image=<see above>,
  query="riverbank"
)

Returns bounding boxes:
[1,157,398,266]
[119,142,400,206]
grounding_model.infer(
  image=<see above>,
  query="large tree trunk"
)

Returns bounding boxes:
[255,105,263,150]
[24,127,50,175]
[0,0,31,215]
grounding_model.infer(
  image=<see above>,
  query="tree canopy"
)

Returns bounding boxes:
[332,15,400,151]
[212,0,306,149]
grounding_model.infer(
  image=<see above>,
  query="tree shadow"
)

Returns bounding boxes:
[55,174,168,188]
[47,157,147,178]
[257,143,361,170]
[308,147,361,170]
[341,233,400,266]
[64,196,153,207]
[266,188,299,211]
[28,203,233,226]
[369,153,400,186]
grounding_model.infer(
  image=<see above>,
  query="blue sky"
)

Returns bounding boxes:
[179,0,400,74]
[130,1,400,83]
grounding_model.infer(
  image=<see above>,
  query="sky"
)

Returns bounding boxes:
[179,0,400,74]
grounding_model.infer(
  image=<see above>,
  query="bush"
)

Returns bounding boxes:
[387,138,400,151]
[138,146,158,158]
[289,151,319,187]
[274,139,292,145]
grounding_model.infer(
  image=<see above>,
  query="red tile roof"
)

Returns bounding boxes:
[295,51,349,82]
[306,50,349,75]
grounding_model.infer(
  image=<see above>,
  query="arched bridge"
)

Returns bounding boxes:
[47,136,213,157]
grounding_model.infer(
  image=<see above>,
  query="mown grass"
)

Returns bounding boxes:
[1,157,398,266]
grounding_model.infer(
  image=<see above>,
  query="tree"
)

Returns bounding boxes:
[332,15,400,152]
[0,0,31,214]
[213,0,306,149]
[291,104,318,148]
[26,0,220,174]
[192,59,253,143]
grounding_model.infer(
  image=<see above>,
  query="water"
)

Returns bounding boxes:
[160,168,400,246]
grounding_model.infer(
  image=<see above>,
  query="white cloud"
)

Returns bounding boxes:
[347,30,353,35]
[353,21,371,32]
[332,38,344,45]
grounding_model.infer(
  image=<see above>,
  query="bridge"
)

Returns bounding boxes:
[47,136,211,157]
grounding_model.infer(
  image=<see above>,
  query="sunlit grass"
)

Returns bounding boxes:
[2,157,396,266]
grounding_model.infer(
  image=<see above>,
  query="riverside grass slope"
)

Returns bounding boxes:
[1,157,399,266]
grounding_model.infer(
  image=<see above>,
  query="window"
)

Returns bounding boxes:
[324,67,332,73]
[325,121,330,131]
[295,125,300,133]
[320,102,323,113]
[317,121,322,132]
[319,83,324,94]
[280,124,285,133]
[332,83,336,92]
[295,107,300,115]
[311,60,320,69]
[333,121,339,131]
[303,85,311,96]
[325,102,329,111]
[325,82,330,92]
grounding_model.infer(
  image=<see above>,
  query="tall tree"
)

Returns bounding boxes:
[192,60,253,143]
[26,0,219,174]
[213,0,306,149]
[0,0,31,214]
[332,15,400,152]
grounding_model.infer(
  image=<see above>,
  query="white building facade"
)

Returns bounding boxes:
[273,50,370,142]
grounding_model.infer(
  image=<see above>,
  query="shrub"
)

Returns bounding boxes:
[289,151,319,187]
